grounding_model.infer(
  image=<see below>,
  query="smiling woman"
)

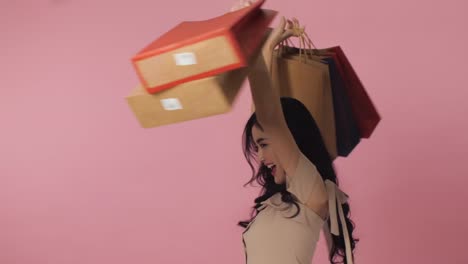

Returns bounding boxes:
[252,125,283,182]
[239,97,358,264]
[230,2,359,262]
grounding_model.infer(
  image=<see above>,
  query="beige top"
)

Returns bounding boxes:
[242,152,353,264]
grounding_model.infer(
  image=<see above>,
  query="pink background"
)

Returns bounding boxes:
[1,0,467,263]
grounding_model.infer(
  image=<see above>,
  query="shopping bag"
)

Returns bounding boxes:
[283,18,380,138]
[126,66,249,128]
[268,51,338,160]
[316,46,380,138]
[132,0,276,94]
[280,46,361,157]
[126,25,271,128]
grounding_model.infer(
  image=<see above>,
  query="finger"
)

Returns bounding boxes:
[278,16,286,29]
[281,29,295,39]
[264,17,292,49]
[270,17,286,39]
[243,0,253,7]
[273,32,294,46]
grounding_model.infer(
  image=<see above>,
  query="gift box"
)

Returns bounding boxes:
[131,1,276,94]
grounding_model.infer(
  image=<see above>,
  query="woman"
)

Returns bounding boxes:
[238,17,359,264]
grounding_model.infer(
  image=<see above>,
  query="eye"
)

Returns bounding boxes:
[252,142,268,152]
[253,145,259,152]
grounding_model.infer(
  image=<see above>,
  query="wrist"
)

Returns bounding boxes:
[252,50,272,71]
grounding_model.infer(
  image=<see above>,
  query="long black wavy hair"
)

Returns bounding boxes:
[238,97,359,264]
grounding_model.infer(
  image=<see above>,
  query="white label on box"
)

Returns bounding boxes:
[173,52,197,66]
[160,98,183,111]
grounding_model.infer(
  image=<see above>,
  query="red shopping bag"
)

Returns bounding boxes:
[317,46,380,138]
[132,0,276,94]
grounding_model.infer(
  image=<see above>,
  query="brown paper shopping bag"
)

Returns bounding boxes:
[271,52,338,160]
[270,18,364,158]
[251,55,337,159]
[284,17,380,139]
[280,44,361,158]
[126,66,249,128]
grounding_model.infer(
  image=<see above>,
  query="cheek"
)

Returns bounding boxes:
[268,146,278,158]
[263,148,274,159]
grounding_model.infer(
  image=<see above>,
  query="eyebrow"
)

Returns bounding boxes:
[256,138,266,144]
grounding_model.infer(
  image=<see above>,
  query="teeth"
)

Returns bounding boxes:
[267,164,275,169]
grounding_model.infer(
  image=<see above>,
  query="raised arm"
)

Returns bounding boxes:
[247,17,301,176]
[248,16,329,217]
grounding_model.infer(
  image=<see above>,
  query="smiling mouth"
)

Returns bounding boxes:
[266,164,277,175]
